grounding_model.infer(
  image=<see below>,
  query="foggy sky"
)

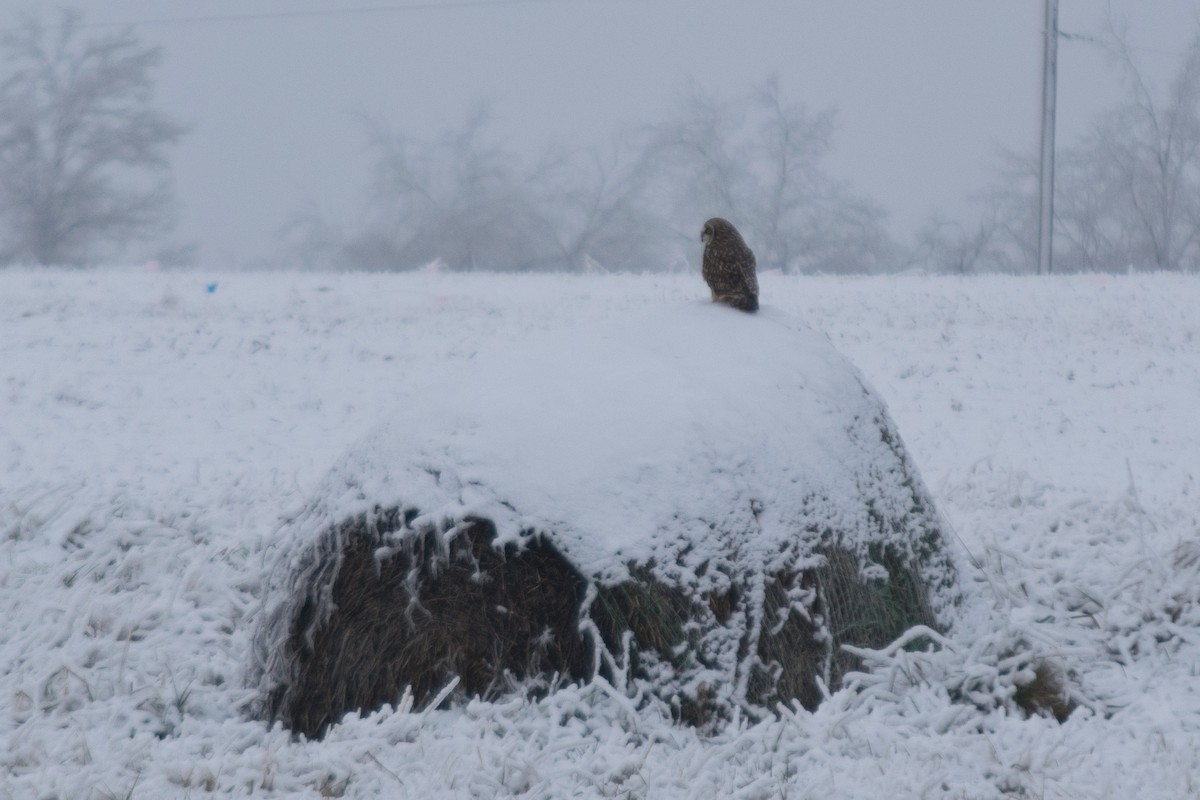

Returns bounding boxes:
[3,0,1198,268]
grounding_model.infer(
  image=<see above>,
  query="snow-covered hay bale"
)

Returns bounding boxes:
[253,512,592,739]
[248,301,959,738]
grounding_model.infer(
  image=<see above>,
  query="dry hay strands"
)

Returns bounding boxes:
[261,508,593,739]
[254,505,952,738]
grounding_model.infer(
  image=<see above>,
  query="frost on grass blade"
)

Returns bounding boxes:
[245,302,961,738]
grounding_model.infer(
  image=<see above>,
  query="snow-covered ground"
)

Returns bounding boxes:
[2,269,1198,798]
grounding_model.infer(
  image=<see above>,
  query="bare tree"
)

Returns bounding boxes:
[1087,22,1200,271]
[925,22,1200,274]
[293,109,669,272]
[336,107,556,271]
[532,132,667,271]
[660,77,895,274]
[0,10,186,265]
[1050,146,1130,272]
[915,210,1004,275]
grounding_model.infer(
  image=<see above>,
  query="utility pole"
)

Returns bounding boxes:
[1037,0,1059,275]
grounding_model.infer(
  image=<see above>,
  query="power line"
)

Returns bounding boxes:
[1058,28,1104,46]
[2,0,584,33]
[1060,27,1187,59]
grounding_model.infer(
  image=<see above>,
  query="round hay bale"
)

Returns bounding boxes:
[247,301,960,738]
[254,509,592,737]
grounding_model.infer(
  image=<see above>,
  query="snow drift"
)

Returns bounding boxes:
[248,300,960,735]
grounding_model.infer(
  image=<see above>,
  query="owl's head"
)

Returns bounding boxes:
[701,217,735,246]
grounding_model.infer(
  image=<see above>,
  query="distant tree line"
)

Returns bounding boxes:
[3,8,1200,273]
[285,77,894,274]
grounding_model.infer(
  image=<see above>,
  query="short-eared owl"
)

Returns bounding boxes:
[701,217,758,313]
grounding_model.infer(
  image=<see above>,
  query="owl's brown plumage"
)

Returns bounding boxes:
[701,217,758,313]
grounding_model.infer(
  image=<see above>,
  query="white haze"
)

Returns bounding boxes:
[2,0,1197,267]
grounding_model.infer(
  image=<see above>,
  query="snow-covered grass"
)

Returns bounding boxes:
[2,269,1198,798]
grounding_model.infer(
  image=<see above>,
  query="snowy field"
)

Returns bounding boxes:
[2,268,1199,798]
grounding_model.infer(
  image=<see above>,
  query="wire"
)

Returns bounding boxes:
[1060,27,1187,59]
[1058,29,1105,46]
[3,0,590,33]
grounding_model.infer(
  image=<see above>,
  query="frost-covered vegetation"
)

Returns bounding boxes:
[2,270,1199,798]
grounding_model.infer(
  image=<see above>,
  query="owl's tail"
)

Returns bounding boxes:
[728,293,759,313]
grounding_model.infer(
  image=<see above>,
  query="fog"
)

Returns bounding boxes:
[2,0,1197,268]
